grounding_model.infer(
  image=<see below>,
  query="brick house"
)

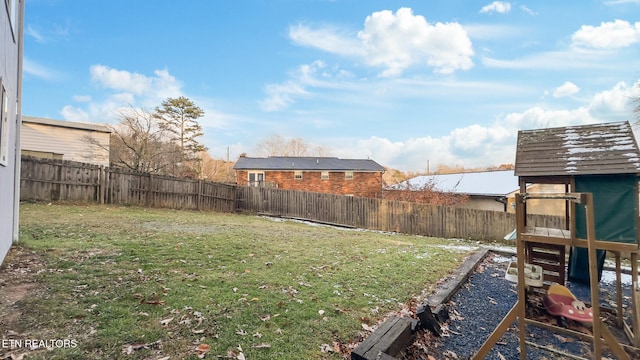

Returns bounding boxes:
[233,156,386,198]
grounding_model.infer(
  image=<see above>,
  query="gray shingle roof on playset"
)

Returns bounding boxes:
[515,121,640,177]
[234,156,386,172]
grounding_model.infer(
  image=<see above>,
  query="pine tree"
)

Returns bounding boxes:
[154,96,208,160]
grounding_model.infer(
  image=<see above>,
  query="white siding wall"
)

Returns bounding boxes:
[0,0,23,265]
[506,184,567,216]
[22,121,110,166]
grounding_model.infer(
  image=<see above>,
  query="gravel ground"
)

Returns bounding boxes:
[401,252,639,360]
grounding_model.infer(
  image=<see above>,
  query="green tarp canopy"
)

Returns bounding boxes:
[569,174,638,284]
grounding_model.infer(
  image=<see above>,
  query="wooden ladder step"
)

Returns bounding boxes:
[526,242,566,286]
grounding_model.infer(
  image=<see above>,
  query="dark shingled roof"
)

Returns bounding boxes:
[515,121,640,177]
[233,156,386,172]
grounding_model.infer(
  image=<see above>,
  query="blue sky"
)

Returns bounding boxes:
[22,0,640,172]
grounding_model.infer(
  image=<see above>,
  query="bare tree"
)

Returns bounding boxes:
[254,134,332,157]
[89,108,183,174]
[200,151,234,183]
[383,178,469,206]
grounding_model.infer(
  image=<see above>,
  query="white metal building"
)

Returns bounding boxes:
[21,116,111,167]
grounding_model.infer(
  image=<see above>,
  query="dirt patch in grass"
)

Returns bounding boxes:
[1,283,37,329]
[0,246,46,358]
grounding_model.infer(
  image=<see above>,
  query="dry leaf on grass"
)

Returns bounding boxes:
[141,299,165,306]
[228,345,246,360]
[4,352,27,360]
[361,323,375,332]
[320,343,334,353]
[122,340,162,355]
[160,317,173,326]
[195,343,211,358]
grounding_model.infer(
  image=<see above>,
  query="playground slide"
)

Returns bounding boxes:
[543,284,593,323]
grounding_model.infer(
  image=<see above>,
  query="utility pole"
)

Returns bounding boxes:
[226,146,230,182]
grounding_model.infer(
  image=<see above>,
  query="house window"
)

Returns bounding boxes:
[5,0,19,40]
[0,82,8,167]
[321,171,329,180]
[345,171,354,180]
[294,171,303,180]
[248,171,264,186]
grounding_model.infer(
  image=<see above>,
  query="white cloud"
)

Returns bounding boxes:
[260,81,309,112]
[519,5,537,15]
[482,46,613,71]
[87,65,183,108]
[259,60,351,112]
[91,65,156,96]
[482,20,640,71]
[480,2,512,14]
[26,25,45,43]
[572,19,640,49]
[22,57,59,80]
[588,80,639,120]
[60,105,90,123]
[288,7,474,77]
[288,24,364,57]
[56,65,247,157]
[336,81,638,171]
[60,65,185,124]
[553,81,580,98]
[358,8,474,76]
[25,22,69,43]
[604,0,640,5]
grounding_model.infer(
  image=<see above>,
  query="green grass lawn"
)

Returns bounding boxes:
[1,203,476,359]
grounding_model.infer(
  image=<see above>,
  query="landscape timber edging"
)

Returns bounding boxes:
[350,247,491,360]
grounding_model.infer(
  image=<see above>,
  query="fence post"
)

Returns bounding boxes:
[53,162,62,201]
[146,173,154,207]
[99,166,105,204]
[232,185,238,212]
[196,180,202,210]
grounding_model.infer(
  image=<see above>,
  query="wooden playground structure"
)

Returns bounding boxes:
[474,122,640,359]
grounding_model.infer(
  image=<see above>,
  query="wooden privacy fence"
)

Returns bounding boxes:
[20,156,237,213]
[20,157,104,203]
[20,156,565,241]
[236,186,565,241]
